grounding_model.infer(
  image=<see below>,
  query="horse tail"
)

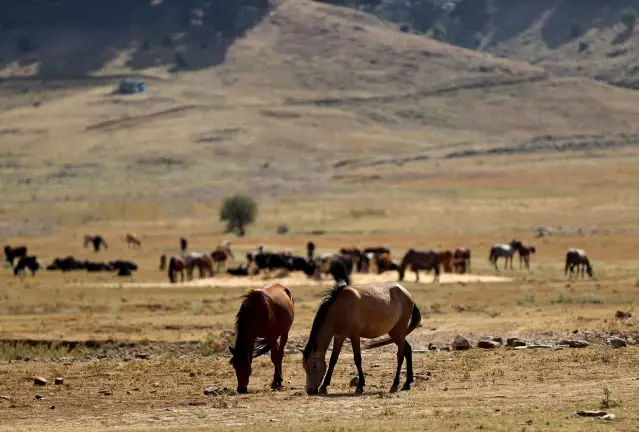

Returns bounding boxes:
[168,257,176,283]
[252,338,272,358]
[364,303,421,350]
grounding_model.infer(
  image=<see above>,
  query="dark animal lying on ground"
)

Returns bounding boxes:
[5,245,28,266]
[285,255,316,276]
[14,255,41,277]
[109,260,138,272]
[227,264,249,276]
[85,261,114,272]
[47,256,86,272]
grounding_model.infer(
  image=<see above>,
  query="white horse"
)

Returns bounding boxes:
[488,240,522,271]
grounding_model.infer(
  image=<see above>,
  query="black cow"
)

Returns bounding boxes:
[85,261,114,272]
[5,245,28,266]
[109,260,138,272]
[251,252,288,272]
[14,255,41,277]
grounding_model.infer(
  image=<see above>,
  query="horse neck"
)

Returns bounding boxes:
[313,316,335,356]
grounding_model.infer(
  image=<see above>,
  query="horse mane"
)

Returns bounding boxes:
[303,281,348,360]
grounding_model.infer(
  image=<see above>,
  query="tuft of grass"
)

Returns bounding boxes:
[199,331,235,357]
[578,293,602,304]
[0,341,88,361]
[517,291,536,306]
[554,289,573,304]
[600,386,620,409]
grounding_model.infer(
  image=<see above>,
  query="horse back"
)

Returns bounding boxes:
[259,284,295,337]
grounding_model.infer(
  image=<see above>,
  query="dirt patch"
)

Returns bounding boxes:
[75,272,513,290]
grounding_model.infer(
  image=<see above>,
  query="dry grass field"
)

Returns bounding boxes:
[2,0,639,430]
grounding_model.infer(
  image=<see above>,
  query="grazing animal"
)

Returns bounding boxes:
[398,249,440,283]
[314,254,353,281]
[329,257,351,286]
[302,281,421,395]
[453,259,467,274]
[180,237,188,252]
[159,254,167,270]
[488,240,522,271]
[453,247,471,274]
[358,252,371,273]
[376,253,399,274]
[363,247,391,255]
[248,252,289,276]
[438,250,454,273]
[306,241,316,261]
[14,256,41,277]
[125,232,142,248]
[110,260,138,273]
[84,235,108,252]
[168,255,187,283]
[211,240,234,274]
[229,283,295,393]
[565,248,593,278]
[285,256,316,276]
[85,261,114,272]
[4,245,28,266]
[518,244,536,269]
[185,253,214,279]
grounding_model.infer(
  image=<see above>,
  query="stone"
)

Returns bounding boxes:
[54,378,64,385]
[477,340,500,349]
[607,337,627,348]
[349,376,359,387]
[506,337,526,348]
[452,335,471,351]
[35,395,45,400]
[558,339,589,348]
[33,377,47,386]
[98,390,112,396]
[428,342,437,351]
[576,410,609,418]
[492,337,503,345]
[135,353,150,360]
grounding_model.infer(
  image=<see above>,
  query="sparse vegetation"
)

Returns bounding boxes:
[219,195,258,237]
[518,290,536,306]
[276,223,290,235]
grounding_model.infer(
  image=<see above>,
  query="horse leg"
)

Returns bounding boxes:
[415,269,420,283]
[276,332,289,388]
[270,339,282,389]
[350,336,365,395]
[389,336,405,393]
[401,342,413,391]
[319,336,345,394]
[433,265,440,283]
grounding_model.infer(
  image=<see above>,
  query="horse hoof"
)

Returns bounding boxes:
[355,387,364,395]
[401,383,411,391]
[389,385,398,393]
[319,388,328,395]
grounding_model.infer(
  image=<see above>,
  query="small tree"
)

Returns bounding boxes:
[220,195,258,237]
[621,7,638,32]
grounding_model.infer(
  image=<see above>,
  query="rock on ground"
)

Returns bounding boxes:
[477,340,500,349]
[558,339,589,348]
[607,337,627,348]
[33,377,47,386]
[452,335,471,350]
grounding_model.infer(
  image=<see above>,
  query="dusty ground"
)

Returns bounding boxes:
[1,232,638,431]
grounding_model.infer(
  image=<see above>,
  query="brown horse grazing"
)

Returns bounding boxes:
[565,248,593,278]
[211,240,234,274]
[376,253,399,274]
[398,249,440,283]
[168,255,187,283]
[518,244,536,269]
[125,232,142,248]
[438,250,453,273]
[159,254,167,270]
[453,247,471,274]
[229,283,294,394]
[302,281,421,395]
[186,254,214,279]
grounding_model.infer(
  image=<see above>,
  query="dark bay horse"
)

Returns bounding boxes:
[398,249,440,283]
[14,256,41,278]
[84,235,108,252]
[168,255,187,283]
[489,240,522,271]
[518,244,536,269]
[4,245,27,266]
[453,247,471,274]
[229,283,294,393]
[438,250,453,273]
[125,232,142,248]
[185,253,214,279]
[565,248,593,278]
[302,281,421,395]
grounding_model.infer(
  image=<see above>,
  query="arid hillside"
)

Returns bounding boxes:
[1,0,639,239]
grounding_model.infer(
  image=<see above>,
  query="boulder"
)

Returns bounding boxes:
[452,335,471,350]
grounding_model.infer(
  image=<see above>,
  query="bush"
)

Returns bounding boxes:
[220,195,258,237]
[621,7,638,31]
[276,223,289,235]
[427,23,446,42]
[174,50,188,69]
